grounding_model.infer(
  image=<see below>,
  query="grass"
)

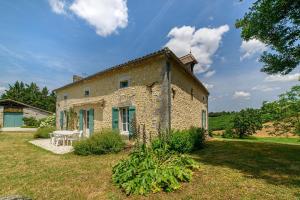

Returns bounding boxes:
[0,132,300,199]
[214,135,300,145]
[209,114,235,131]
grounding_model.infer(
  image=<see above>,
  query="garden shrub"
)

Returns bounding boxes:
[73,129,125,156]
[39,114,56,128]
[112,145,199,195]
[168,127,205,153]
[222,127,236,138]
[23,117,41,128]
[34,127,56,138]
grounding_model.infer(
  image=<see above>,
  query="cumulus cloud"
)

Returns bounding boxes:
[165,25,229,73]
[252,85,281,92]
[240,39,267,60]
[204,70,216,78]
[49,0,66,14]
[264,73,300,82]
[49,0,128,37]
[204,83,214,89]
[233,91,251,99]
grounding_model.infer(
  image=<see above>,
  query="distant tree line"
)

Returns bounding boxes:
[209,111,236,117]
[1,81,56,112]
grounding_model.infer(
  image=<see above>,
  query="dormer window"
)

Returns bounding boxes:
[63,94,68,100]
[120,80,129,88]
[84,88,90,97]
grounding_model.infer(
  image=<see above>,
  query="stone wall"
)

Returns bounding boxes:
[23,107,51,120]
[170,60,209,130]
[56,54,165,136]
[0,106,3,128]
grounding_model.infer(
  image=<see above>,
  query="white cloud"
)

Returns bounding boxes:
[240,39,267,60]
[48,0,128,37]
[233,91,251,99]
[49,0,66,14]
[204,70,216,78]
[204,83,214,89]
[70,0,128,37]
[165,25,229,73]
[252,85,281,92]
[264,73,300,82]
[0,86,6,95]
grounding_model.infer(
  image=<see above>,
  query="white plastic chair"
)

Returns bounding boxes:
[67,132,80,146]
[54,133,64,146]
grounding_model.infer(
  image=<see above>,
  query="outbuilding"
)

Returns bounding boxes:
[0,99,52,128]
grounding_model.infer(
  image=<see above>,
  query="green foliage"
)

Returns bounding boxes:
[112,145,199,195]
[74,130,125,156]
[1,81,56,112]
[222,127,236,139]
[168,127,205,153]
[233,108,263,138]
[23,117,41,128]
[34,127,56,139]
[271,85,300,136]
[209,113,235,131]
[39,114,56,128]
[236,0,300,75]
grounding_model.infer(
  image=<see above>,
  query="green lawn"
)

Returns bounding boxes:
[214,135,300,145]
[1,133,300,199]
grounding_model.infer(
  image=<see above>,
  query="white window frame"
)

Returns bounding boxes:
[120,107,129,134]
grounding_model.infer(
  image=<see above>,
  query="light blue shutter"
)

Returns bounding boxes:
[202,110,206,129]
[112,107,119,130]
[79,109,83,131]
[128,106,136,136]
[89,108,94,134]
[60,111,64,130]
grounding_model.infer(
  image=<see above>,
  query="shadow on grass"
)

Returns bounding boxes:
[192,140,300,188]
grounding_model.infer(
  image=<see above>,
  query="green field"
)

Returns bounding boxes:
[1,132,300,199]
[209,114,235,131]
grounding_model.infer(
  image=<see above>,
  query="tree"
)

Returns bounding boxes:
[1,81,56,112]
[236,0,300,75]
[272,85,300,136]
[233,108,263,138]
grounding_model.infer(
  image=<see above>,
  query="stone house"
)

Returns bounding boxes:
[0,99,52,128]
[54,48,209,138]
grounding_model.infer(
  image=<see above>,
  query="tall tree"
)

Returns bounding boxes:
[236,0,300,75]
[1,81,56,112]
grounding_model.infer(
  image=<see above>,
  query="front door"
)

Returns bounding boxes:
[120,107,129,135]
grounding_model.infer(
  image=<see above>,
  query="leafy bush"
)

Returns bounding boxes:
[23,117,41,128]
[39,114,56,128]
[233,108,263,138]
[168,127,205,153]
[34,127,56,138]
[112,145,199,195]
[221,127,236,138]
[74,129,125,156]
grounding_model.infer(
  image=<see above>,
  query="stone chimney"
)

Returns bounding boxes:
[73,75,83,82]
[179,54,198,74]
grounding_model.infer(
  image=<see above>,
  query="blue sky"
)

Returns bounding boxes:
[0,0,299,112]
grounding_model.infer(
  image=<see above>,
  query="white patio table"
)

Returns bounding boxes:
[53,130,78,146]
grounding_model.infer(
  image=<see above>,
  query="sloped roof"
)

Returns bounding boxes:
[179,54,198,65]
[54,47,209,94]
[0,99,53,114]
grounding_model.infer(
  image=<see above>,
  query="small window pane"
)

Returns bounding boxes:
[84,89,90,97]
[120,80,129,88]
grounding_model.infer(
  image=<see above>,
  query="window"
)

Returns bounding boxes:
[63,94,68,100]
[191,88,194,100]
[86,110,90,129]
[121,108,129,132]
[84,88,90,97]
[120,80,129,88]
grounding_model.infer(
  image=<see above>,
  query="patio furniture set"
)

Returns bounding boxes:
[49,130,83,146]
